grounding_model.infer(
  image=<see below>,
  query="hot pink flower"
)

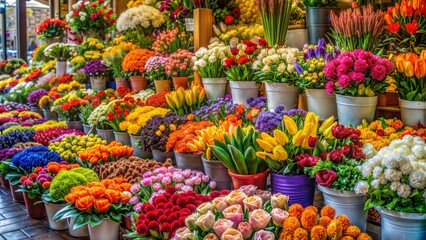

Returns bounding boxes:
[348,71,365,82]
[90,13,97,19]
[325,81,335,94]
[337,75,351,89]
[370,65,387,81]
[354,59,368,73]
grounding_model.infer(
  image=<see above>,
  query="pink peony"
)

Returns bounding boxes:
[340,56,354,69]
[380,59,394,74]
[336,64,349,77]
[370,65,387,81]
[324,64,336,79]
[270,208,289,226]
[354,59,368,73]
[367,56,379,69]
[237,222,253,239]
[348,71,365,83]
[325,81,335,94]
[337,75,351,89]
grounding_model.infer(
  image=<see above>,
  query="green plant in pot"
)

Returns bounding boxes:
[210,126,269,190]
[301,0,339,44]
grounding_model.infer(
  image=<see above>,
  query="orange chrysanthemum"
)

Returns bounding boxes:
[340,236,355,240]
[282,217,301,236]
[320,205,336,219]
[336,214,351,231]
[327,219,343,239]
[122,48,155,74]
[293,228,308,240]
[319,216,332,228]
[356,233,373,240]
[304,205,318,214]
[310,225,327,240]
[288,204,304,220]
[345,225,361,238]
[301,209,317,230]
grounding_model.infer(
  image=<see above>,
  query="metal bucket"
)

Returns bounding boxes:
[202,78,228,100]
[306,88,337,120]
[45,202,68,230]
[336,94,377,127]
[265,82,299,110]
[230,81,259,107]
[114,131,131,146]
[376,207,426,240]
[174,152,204,173]
[399,99,426,127]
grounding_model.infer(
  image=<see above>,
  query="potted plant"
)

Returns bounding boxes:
[255,111,324,207]
[122,48,155,92]
[166,84,206,115]
[116,4,166,49]
[54,178,131,240]
[210,126,269,190]
[305,121,369,231]
[27,89,49,115]
[52,91,88,131]
[0,148,23,189]
[301,0,339,44]
[79,103,95,134]
[324,49,394,127]
[83,60,108,90]
[225,39,261,106]
[65,0,116,39]
[253,46,300,110]
[44,43,77,77]
[145,55,170,93]
[152,27,192,55]
[165,49,195,90]
[166,121,214,172]
[141,112,187,160]
[355,135,426,239]
[383,0,426,54]
[193,42,233,100]
[88,102,116,143]
[330,4,386,54]
[103,43,136,89]
[257,0,292,46]
[38,95,57,120]
[49,168,100,237]
[34,18,67,44]
[294,38,340,120]
[392,51,426,126]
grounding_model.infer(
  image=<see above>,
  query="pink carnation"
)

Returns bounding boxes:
[380,59,395,74]
[325,81,335,94]
[337,75,351,89]
[367,56,379,69]
[324,63,336,79]
[370,65,387,81]
[340,56,354,69]
[354,59,368,73]
[348,71,365,83]
[336,64,349,77]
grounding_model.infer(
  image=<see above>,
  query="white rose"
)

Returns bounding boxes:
[402,135,415,146]
[371,179,380,189]
[208,55,217,63]
[397,183,411,198]
[277,63,286,73]
[287,64,295,73]
[390,181,401,191]
[372,166,383,178]
[268,49,276,55]
[399,156,413,174]
[395,145,411,156]
[383,155,400,169]
[218,52,225,59]
[70,18,75,23]
[80,16,86,21]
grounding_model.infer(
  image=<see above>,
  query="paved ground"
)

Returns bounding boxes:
[0,185,89,240]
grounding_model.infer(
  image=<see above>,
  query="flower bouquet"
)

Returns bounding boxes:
[193,42,233,100]
[116,5,166,48]
[34,18,67,41]
[66,0,116,35]
[383,0,426,54]
[44,43,77,61]
[392,51,426,125]
[119,106,169,136]
[324,49,394,126]
[165,49,194,89]
[54,178,131,236]
[145,55,170,92]
[34,127,84,146]
[257,0,292,46]
[103,41,137,78]
[77,141,134,169]
[166,84,206,115]
[27,89,49,108]
[330,5,386,53]
[83,60,107,77]
[122,49,155,91]
[105,96,144,132]
[152,27,191,54]
[52,92,88,122]
[357,118,405,151]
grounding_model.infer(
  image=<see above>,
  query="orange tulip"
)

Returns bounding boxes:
[101,179,114,188]
[65,193,78,204]
[94,198,111,213]
[414,59,426,78]
[89,186,106,199]
[405,61,415,77]
[384,14,393,25]
[112,177,127,184]
[395,57,405,73]
[420,50,426,59]
[70,185,87,193]
[413,0,420,10]
[120,193,131,204]
[105,189,121,203]
[87,182,104,188]
[89,156,99,165]
[405,53,418,65]
[75,195,95,211]
[42,182,51,188]
[34,166,43,173]
[47,164,60,174]
[75,189,91,198]
[120,183,132,192]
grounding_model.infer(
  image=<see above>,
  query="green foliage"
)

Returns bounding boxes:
[69,168,99,182]
[49,171,88,201]
[301,0,339,7]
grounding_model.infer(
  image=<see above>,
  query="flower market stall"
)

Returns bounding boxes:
[0,0,426,239]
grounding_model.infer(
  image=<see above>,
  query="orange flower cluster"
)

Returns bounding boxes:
[64,178,131,212]
[166,121,214,153]
[78,141,134,165]
[122,48,155,74]
[279,205,372,240]
[48,74,74,86]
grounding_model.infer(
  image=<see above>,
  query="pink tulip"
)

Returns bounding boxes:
[237,222,253,239]
[220,228,244,240]
[195,211,215,231]
[152,183,162,191]
[129,196,139,205]
[130,183,140,193]
[270,208,289,226]
[162,176,171,185]
[141,178,152,187]
[253,230,275,240]
[213,219,234,237]
[225,190,247,206]
[223,205,244,227]
[174,227,194,240]
[212,197,229,212]
[204,233,219,240]
[243,196,263,212]
[249,209,271,231]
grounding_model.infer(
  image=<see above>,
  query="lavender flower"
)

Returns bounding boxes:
[27,89,49,107]
[0,102,30,112]
[145,56,167,80]
[0,130,36,149]
[83,60,107,76]
[247,96,267,109]
[0,148,22,161]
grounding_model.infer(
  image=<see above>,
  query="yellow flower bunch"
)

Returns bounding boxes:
[39,95,52,109]
[357,118,404,150]
[218,24,264,42]
[42,60,57,74]
[70,56,85,66]
[119,106,169,135]
[0,79,8,90]
[187,125,227,160]
[82,38,106,50]
[84,50,103,60]
[32,120,67,132]
[49,134,106,163]
[57,81,83,93]
[235,0,260,24]
[18,111,42,119]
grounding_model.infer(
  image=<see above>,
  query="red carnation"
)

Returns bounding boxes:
[165,186,176,194]
[158,215,169,223]
[179,216,187,225]
[186,204,196,212]
[232,7,241,17]
[160,222,172,232]
[341,145,351,156]
[136,224,148,235]
[376,129,385,136]
[148,221,159,231]
[258,38,267,47]
[210,190,220,199]
[164,209,172,215]
[224,15,235,25]
[171,220,181,231]
[97,10,103,15]
[172,206,180,212]
[156,202,165,209]
[146,211,156,220]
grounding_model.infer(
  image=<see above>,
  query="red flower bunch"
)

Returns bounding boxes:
[48,74,74,86]
[34,18,67,40]
[106,96,145,132]
[78,141,134,166]
[134,187,211,238]
[60,99,87,111]
[225,40,261,81]
[34,127,84,146]
[27,69,43,81]
[166,121,214,153]
[116,87,131,99]
[146,92,169,107]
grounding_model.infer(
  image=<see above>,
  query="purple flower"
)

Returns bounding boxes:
[370,65,387,81]
[83,60,107,75]
[27,89,48,107]
[337,75,351,89]
[293,60,304,75]
[307,48,315,59]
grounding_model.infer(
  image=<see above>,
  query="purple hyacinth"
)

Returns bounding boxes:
[83,60,107,76]
[27,89,49,107]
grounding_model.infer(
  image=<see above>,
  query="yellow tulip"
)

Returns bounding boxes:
[186,142,198,152]
[292,130,305,147]
[304,112,317,126]
[405,61,414,77]
[265,152,279,161]
[256,139,274,152]
[323,122,337,139]
[260,132,278,147]
[206,147,212,160]
[273,145,288,160]
[273,129,288,145]
[395,57,405,73]
[283,115,298,135]
[319,116,335,134]
[256,152,268,160]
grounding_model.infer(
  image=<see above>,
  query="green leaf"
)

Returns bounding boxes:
[89,214,104,227]
[228,145,248,175]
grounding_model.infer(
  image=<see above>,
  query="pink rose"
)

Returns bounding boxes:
[237,222,253,239]
[204,233,219,240]
[213,219,234,237]
[253,230,275,240]
[249,209,271,231]
[223,205,244,227]
[195,211,215,231]
[90,13,97,19]
[212,197,229,212]
[225,190,247,206]
[221,228,244,240]
[270,208,289,226]
[255,190,271,204]
[316,170,338,187]
[239,185,258,197]
[243,196,263,212]
[174,227,194,240]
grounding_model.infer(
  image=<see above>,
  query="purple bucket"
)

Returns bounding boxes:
[271,173,316,207]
